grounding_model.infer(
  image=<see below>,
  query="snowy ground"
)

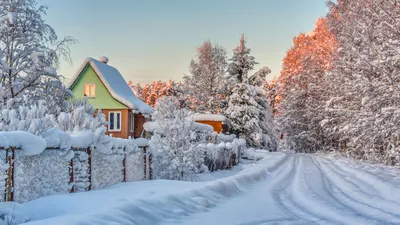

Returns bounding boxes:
[4,152,400,225]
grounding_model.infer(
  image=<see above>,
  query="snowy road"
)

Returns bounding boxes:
[11,152,400,225]
[167,153,400,225]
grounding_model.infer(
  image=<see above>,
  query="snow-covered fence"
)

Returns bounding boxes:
[0,131,151,202]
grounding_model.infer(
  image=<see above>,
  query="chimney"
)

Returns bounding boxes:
[99,56,109,64]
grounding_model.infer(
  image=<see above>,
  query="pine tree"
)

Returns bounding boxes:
[227,34,257,84]
[225,35,276,150]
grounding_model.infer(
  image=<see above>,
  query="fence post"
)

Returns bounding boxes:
[6,147,15,201]
[69,156,75,193]
[123,153,127,182]
[87,147,92,191]
[143,147,147,180]
[149,153,153,180]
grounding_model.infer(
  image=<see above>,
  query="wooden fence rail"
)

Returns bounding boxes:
[0,146,152,202]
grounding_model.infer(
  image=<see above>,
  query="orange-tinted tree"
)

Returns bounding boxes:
[275,18,336,111]
[128,80,177,107]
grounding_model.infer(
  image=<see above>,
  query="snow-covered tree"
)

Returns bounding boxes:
[128,80,177,107]
[225,35,276,150]
[276,18,336,115]
[227,34,257,84]
[150,96,207,181]
[277,0,400,165]
[225,82,276,150]
[322,0,400,164]
[0,0,76,111]
[278,57,328,152]
[183,41,228,113]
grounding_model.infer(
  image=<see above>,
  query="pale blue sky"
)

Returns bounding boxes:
[38,0,328,84]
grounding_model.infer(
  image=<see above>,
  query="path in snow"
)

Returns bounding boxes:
[163,153,400,225]
[11,152,400,225]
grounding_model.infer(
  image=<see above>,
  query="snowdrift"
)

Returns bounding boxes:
[7,152,286,225]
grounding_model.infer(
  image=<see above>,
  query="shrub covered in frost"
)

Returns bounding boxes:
[149,96,210,181]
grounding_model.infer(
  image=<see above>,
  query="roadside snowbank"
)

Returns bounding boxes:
[7,152,285,225]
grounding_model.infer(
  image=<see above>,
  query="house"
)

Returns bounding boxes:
[68,56,153,139]
[194,114,227,133]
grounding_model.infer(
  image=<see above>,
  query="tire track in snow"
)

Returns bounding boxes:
[317,158,400,223]
[321,158,400,211]
[332,159,400,201]
[310,156,398,224]
[268,155,313,223]
[271,155,340,224]
[294,155,383,225]
[280,155,363,225]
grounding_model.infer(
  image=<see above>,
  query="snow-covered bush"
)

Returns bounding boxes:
[149,96,210,181]
[0,101,57,135]
[203,137,245,172]
[58,98,108,133]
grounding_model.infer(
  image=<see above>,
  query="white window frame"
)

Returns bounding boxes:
[83,84,96,98]
[129,112,135,132]
[108,111,122,132]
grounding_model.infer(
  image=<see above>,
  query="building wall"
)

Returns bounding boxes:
[196,120,223,133]
[133,114,147,138]
[70,65,128,110]
[102,109,130,139]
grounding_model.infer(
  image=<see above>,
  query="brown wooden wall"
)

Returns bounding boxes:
[133,114,146,138]
[196,120,223,133]
[102,109,129,139]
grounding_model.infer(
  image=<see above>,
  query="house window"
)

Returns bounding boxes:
[84,84,96,98]
[108,111,121,132]
[129,112,135,132]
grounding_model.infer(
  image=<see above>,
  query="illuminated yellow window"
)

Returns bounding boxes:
[84,84,95,97]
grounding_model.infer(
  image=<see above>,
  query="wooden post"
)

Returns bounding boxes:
[87,147,92,191]
[2,148,7,202]
[149,153,153,180]
[6,148,15,201]
[69,157,75,193]
[143,147,147,180]
[123,153,127,182]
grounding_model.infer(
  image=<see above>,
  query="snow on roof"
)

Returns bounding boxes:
[193,122,214,133]
[193,113,226,122]
[143,121,213,133]
[68,57,153,115]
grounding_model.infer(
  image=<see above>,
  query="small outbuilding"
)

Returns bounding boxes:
[193,114,227,134]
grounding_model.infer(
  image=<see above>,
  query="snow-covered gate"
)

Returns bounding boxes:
[0,145,151,202]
